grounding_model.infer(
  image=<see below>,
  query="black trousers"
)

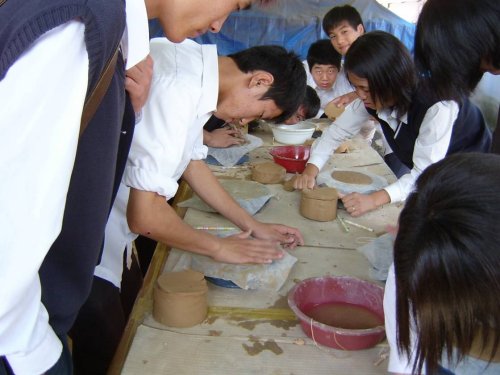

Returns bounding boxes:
[70,251,143,375]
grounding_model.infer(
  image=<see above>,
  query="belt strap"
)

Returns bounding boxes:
[80,46,120,136]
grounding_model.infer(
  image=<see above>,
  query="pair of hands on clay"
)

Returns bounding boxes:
[293,164,390,217]
[204,126,245,148]
[215,223,304,264]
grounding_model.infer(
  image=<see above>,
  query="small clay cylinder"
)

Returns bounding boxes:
[153,269,208,328]
[252,162,286,184]
[300,187,338,222]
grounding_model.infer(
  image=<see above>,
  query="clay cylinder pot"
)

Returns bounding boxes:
[153,269,208,328]
[300,187,338,222]
[251,162,286,184]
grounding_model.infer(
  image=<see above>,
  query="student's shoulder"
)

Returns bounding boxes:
[149,38,215,62]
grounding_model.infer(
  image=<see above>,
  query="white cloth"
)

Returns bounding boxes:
[0,22,87,374]
[308,98,458,203]
[95,39,218,287]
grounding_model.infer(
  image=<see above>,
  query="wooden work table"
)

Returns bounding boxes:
[110,123,402,375]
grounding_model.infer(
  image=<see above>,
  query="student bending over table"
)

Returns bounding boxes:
[384,153,500,374]
[293,31,491,217]
[96,39,306,297]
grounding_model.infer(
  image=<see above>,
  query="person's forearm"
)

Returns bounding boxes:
[372,189,391,207]
[303,163,319,179]
[127,188,224,256]
[182,160,257,231]
[203,129,213,146]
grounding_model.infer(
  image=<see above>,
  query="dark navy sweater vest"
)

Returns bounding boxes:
[1,0,129,335]
[0,0,126,99]
[368,94,491,169]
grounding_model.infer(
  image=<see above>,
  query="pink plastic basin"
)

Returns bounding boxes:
[269,145,311,173]
[288,276,385,350]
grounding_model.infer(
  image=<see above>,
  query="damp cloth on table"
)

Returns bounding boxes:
[317,167,388,195]
[177,179,274,216]
[356,232,395,281]
[205,154,249,166]
[207,134,262,167]
[164,247,297,291]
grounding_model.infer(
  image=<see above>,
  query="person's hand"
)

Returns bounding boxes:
[125,54,154,113]
[204,127,245,147]
[330,91,358,108]
[293,164,319,190]
[293,173,316,190]
[212,230,285,264]
[340,192,377,217]
[249,222,304,249]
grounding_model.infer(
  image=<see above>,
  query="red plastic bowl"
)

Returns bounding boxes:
[288,276,385,350]
[269,145,311,173]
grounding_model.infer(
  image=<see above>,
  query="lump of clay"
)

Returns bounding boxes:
[252,162,286,184]
[153,269,208,328]
[324,101,345,120]
[282,175,298,192]
[334,142,350,154]
[332,170,372,185]
[300,187,338,222]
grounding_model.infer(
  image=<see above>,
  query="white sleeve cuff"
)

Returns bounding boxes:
[7,326,62,375]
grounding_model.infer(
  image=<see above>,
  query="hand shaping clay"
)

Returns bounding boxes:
[324,101,345,120]
[252,162,286,184]
[282,175,298,192]
[300,187,338,221]
[332,170,373,185]
[153,269,208,328]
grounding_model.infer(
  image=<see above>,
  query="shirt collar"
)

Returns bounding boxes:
[198,44,219,117]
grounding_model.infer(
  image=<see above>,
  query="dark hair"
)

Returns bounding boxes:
[303,85,320,119]
[322,5,364,36]
[229,45,306,123]
[344,31,416,118]
[415,0,500,102]
[306,39,342,71]
[394,152,500,374]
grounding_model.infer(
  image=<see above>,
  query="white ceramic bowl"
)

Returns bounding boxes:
[271,122,316,145]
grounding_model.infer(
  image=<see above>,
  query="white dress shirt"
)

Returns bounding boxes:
[95,39,218,288]
[308,98,458,203]
[0,0,149,371]
[0,22,87,374]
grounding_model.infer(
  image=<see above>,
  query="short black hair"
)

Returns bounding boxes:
[229,45,306,123]
[306,39,342,71]
[415,0,500,102]
[322,5,364,36]
[395,152,500,374]
[303,85,320,119]
[345,31,416,118]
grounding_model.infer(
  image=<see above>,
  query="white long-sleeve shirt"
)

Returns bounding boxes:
[95,39,217,288]
[308,98,458,203]
[0,1,149,372]
[0,21,87,374]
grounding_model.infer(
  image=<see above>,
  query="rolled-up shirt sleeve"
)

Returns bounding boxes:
[384,101,458,203]
[308,99,370,170]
